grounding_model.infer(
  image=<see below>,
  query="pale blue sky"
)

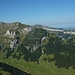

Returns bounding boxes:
[0,0,75,28]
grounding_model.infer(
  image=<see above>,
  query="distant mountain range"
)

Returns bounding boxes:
[0,22,75,30]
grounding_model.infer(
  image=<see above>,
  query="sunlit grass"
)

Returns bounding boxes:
[0,54,75,75]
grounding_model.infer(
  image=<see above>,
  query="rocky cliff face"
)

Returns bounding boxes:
[22,28,48,52]
[0,22,32,56]
[0,22,75,62]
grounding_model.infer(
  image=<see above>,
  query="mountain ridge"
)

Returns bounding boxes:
[0,22,75,75]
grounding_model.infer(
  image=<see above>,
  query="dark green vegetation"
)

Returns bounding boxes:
[18,33,75,69]
[0,62,31,75]
[0,22,75,75]
[43,35,75,69]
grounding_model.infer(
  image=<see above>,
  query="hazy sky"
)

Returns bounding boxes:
[0,0,75,28]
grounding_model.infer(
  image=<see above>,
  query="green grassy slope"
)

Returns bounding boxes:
[0,54,75,75]
[0,70,10,75]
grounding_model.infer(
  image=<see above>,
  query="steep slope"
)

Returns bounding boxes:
[0,22,75,75]
[0,22,32,59]
[22,28,48,50]
[12,28,48,61]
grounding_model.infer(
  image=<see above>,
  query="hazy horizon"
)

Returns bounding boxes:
[0,0,75,28]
